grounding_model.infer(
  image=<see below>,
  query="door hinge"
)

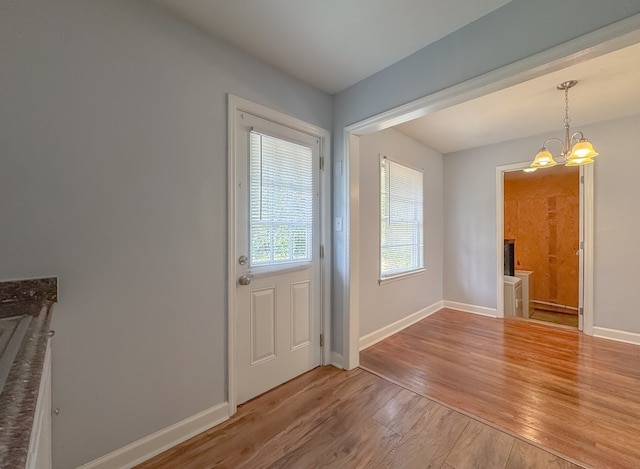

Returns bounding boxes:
[580,241,584,250]
[320,245,324,258]
[580,175,584,184]
[320,156,324,170]
[579,307,584,316]
[320,334,324,347]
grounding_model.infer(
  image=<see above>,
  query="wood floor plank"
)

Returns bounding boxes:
[267,416,400,469]
[360,308,640,469]
[238,368,401,469]
[373,387,432,436]
[445,419,514,469]
[506,439,582,469]
[378,400,470,469]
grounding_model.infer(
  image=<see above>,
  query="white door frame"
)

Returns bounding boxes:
[227,94,331,413]
[341,17,640,370]
[495,162,594,333]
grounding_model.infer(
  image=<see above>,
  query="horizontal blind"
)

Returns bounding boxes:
[249,131,314,266]
[380,157,424,278]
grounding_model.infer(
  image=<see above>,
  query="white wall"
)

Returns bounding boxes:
[0,1,331,467]
[443,114,640,335]
[358,129,443,337]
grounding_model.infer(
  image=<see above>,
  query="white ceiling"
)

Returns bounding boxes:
[151,1,639,153]
[394,42,640,154]
[151,0,511,94]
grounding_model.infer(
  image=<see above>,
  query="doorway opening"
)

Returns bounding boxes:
[503,165,580,328]
[496,161,593,332]
[342,23,636,369]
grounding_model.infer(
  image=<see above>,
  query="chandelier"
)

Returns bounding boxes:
[529,80,599,169]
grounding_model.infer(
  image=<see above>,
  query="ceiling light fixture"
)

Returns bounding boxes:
[530,80,599,169]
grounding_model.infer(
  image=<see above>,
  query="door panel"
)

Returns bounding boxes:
[291,281,311,349]
[250,287,276,365]
[235,110,321,404]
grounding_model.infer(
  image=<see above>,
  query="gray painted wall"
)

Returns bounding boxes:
[3,0,640,466]
[443,114,640,334]
[358,129,443,337]
[0,1,331,467]
[331,0,640,355]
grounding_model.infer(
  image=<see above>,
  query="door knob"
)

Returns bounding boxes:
[238,275,252,286]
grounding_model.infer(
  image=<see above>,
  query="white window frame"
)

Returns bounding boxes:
[379,155,425,284]
[248,129,315,268]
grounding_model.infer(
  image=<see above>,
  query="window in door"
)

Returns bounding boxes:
[380,156,424,281]
[249,130,314,267]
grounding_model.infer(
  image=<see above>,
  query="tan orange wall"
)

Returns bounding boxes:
[504,170,579,308]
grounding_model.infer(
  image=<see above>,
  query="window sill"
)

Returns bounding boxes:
[379,268,425,286]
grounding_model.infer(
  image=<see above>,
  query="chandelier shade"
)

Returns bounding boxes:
[571,139,599,159]
[530,148,557,168]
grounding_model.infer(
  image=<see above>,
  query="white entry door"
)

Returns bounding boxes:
[234,109,322,404]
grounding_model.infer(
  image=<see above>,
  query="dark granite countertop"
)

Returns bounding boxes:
[0,278,57,468]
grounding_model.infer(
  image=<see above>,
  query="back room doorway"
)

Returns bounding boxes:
[502,165,580,328]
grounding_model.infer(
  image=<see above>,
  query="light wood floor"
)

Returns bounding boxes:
[137,366,580,468]
[137,308,640,468]
[361,309,640,469]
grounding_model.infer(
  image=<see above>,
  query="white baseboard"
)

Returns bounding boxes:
[77,402,230,469]
[592,326,640,346]
[442,301,498,318]
[330,351,345,369]
[359,301,443,351]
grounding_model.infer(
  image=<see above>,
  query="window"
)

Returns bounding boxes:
[380,156,424,280]
[249,130,314,266]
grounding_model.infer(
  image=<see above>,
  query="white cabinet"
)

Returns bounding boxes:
[26,339,52,469]
[515,270,534,318]
[504,275,522,317]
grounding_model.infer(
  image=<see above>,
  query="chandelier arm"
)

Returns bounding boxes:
[542,137,566,153]
[570,131,585,146]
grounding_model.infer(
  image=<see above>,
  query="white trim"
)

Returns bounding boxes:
[442,301,498,318]
[330,351,345,369]
[77,403,230,469]
[227,95,238,413]
[227,94,240,415]
[345,132,360,370]
[342,17,640,370]
[582,164,595,335]
[227,94,332,412]
[359,301,443,350]
[378,268,425,286]
[592,327,640,346]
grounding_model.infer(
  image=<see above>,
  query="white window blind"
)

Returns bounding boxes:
[380,157,424,279]
[249,131,314,266]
